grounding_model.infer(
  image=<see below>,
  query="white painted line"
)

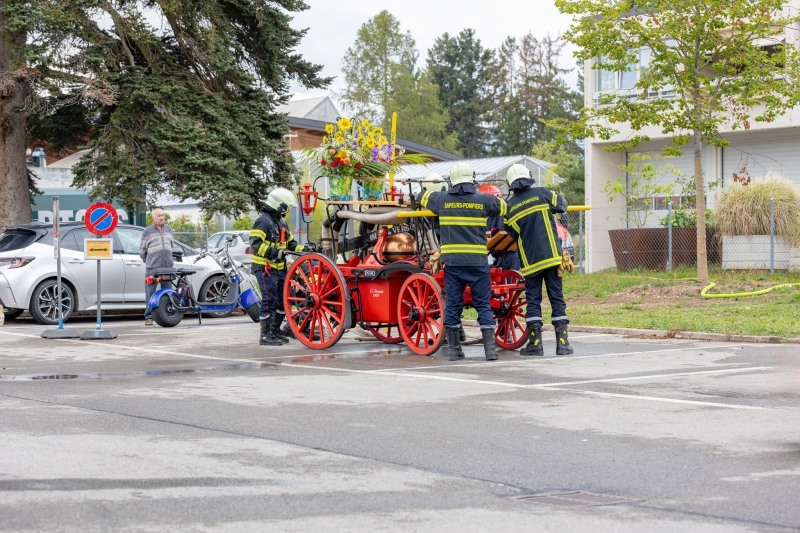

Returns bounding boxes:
[530,366,775,388]
[546,388,771,410]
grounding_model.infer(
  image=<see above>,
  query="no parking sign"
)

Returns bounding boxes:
[84,202,119,236]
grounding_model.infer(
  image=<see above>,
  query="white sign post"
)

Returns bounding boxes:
[41,196,81,339]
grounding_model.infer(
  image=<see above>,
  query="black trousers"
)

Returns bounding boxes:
[524,266,568,327]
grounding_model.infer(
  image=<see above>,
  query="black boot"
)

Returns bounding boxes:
[272,314,291,343]
[459,325,467,342]
[446,328,464,361]
[259,316,284,346]
[555,325,574,355]
[481,328,499,361]
[281,320,296,339]
[520,324,544,356]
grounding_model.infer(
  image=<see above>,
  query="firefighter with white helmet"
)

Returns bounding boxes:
[504,163,574,356]
[250,187,307,346]
[417,162,507,361]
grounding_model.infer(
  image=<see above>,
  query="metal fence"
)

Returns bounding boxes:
[585,199,799,273]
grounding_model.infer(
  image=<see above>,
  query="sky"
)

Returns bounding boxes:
[288,1,579,98]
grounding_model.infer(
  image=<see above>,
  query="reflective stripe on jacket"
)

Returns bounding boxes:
[249,211,302,270]
[504,186,567,276]
[417,183,506,267]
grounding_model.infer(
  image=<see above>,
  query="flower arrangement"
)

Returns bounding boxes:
[303,116,431,200]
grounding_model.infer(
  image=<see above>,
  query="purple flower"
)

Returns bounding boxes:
[370,146,380,161]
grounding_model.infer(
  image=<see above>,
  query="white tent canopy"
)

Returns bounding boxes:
[394,155,561,187]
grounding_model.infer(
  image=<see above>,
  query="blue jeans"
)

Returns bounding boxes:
[444,264,494,330]
[144,269,174,320]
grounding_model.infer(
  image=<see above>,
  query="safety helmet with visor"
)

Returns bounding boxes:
[506,163,535,189]
[266,187,297,215]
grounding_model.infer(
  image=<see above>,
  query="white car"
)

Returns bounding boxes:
[0,222,258,325]
[205,230,253,266]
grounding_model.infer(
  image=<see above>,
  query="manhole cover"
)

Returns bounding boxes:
[508,490,644,507]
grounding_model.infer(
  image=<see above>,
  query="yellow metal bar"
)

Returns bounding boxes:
[397,205,589,218]
[389,112,397,190]
[396,210,436,218]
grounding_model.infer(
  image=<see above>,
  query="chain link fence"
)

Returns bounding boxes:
[585,199,799,273]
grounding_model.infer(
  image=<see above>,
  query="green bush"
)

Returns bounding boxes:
[715,173,800,245]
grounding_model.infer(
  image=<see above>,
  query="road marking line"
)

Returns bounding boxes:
[528,366,774,388]
[544,388,771,410]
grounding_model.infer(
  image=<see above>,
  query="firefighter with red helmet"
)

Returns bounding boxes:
[478,183,520,272]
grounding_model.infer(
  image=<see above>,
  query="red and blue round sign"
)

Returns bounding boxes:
[84,202,119,236]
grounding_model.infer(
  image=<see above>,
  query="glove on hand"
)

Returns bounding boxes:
[304,241,317,252]
[276,249,287,261]
[429,250,442,275]
[266,246,278,260]
[557,250,574,277]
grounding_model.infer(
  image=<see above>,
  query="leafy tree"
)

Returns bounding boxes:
[0,0,329,229]
[530,139,585,205]
[554,0,800,282]
[232,215,253,231]
[340,10,417,127]
[426,29,494,157]
[386,69,458,153]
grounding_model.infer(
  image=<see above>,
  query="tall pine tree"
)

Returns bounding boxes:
[426,29,494,158]
[1,0,329,224]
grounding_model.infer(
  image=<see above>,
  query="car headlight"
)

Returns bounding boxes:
[0,257,35,269]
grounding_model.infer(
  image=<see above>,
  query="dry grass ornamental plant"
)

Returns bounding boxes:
[715,173,800,245]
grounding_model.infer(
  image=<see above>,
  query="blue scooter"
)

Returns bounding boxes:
[148,235,260,327]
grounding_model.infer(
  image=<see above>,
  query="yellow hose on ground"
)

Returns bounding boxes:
[700,281,800,299]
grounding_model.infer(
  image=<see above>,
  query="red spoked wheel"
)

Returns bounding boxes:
[397,273,445,356]
[493,270,527,350]
[366,324,403,344]
[284,253,349,350]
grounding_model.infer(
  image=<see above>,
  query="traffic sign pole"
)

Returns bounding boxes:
[80,203,118,340]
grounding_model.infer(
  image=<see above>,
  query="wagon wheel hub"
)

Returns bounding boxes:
[409,306,426,323]
[304,292,320,310]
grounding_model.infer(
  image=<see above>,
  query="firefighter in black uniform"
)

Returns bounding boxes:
[417,162,507,361]
[503,164,574,356]
[250,187,306,346]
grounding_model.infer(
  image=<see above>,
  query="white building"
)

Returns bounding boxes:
[583,6,800,271]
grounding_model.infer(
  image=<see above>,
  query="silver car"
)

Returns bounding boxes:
[205,230,253,266]
[0,222,258,325]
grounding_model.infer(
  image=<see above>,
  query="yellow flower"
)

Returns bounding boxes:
[360,119,369,127]
[380,136,388,145]
[335,136,344,144]
[374,127,383,137]
[365,138,376,149]
[338,117,352,130]
[322,136,327,143]
[325,124,334,134]
[337,150,348,159]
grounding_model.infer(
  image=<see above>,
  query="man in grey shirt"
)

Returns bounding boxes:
[139,208,174,325]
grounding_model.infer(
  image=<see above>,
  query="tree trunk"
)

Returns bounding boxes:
[693,131,708,283]
[0,8,32,231]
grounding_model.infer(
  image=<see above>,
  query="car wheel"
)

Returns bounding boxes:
[152,293,184,327]
[198,275,234,318]
[29,279,76,325]
[2,308,24,320]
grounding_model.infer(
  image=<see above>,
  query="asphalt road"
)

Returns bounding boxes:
[1,314,798,532]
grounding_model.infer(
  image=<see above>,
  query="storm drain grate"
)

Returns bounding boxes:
[508,490,644,508]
